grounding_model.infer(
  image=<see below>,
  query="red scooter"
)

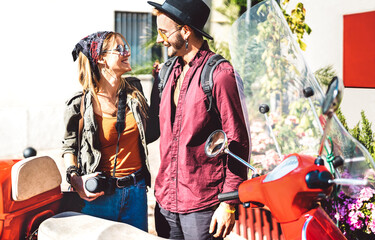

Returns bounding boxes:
[202,0,375,239]
[0,156,63,240]
[204,76,370,240]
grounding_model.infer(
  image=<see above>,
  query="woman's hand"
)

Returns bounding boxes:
[70,172,105,201]
[152,60,163,79]
[209,202,236,238]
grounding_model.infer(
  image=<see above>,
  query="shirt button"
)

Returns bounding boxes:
[173,137,177,141]
[172,157,176,161]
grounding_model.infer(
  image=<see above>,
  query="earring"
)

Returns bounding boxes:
[185,40,189,50]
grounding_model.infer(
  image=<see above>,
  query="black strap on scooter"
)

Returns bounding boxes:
[112,89,127,177]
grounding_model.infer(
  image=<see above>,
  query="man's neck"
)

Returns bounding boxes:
[181,39,204,65]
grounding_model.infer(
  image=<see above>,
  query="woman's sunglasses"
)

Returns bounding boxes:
[103,42,131,56]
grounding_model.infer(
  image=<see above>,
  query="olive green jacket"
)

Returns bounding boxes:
[62,77,152,186]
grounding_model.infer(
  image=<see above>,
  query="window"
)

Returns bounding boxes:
[115,11,161,68]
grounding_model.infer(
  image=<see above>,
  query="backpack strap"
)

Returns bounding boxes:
[77,93,85,173]
[158,56,178,98]
[201,54,228,112]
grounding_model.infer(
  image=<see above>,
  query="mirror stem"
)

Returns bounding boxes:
[263,113,283,160]
[318,115,333,156]
[224,149,257,174]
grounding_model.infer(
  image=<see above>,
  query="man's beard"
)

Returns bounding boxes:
[168,34,185,57]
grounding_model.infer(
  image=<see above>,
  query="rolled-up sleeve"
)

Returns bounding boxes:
[62,93,82,157]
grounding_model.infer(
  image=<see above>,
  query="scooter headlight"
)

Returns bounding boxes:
[263,155,299,182]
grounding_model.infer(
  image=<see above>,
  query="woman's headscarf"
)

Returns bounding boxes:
[72,31,112,78]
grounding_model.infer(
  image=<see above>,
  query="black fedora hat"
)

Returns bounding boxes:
[148,0,213,40]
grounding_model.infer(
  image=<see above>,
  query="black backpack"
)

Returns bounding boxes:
[157,54,228,112]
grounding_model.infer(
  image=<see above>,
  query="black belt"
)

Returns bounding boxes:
[114,170,144,188]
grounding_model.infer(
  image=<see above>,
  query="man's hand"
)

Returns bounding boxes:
[70,172,104,201]
[209,202,236,238]
[152,60,163,79]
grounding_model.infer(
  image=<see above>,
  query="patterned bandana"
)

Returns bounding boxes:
[72,31,112,78]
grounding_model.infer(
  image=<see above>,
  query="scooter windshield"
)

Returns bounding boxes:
[229,0,375,197]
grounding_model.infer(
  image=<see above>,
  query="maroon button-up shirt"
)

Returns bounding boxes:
[154,42,251,213]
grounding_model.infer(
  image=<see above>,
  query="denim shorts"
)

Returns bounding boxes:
[81,178,148,231]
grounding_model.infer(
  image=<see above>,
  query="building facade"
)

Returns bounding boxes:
[1,0,374,158]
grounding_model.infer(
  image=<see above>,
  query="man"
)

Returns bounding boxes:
[147,0,251,239]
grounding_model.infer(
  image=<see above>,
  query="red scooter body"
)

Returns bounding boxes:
[0,158,62,240]
[238,154,346,240]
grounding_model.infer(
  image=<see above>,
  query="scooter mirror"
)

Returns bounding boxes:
[322,76,342,116]
[318,76,343,156]
[205,130,228,158]
[205,130,258,174]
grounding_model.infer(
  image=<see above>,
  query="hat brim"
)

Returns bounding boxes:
[148,1,213,40]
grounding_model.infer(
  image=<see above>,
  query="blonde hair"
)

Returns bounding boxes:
[77,32,148,119]
[77,52,100,96]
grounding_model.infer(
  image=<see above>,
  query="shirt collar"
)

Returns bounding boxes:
[174,40,212,69]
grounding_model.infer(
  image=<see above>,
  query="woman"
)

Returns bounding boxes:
[62,31,151,231]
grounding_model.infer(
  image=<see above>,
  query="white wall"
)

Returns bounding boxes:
[0,0,154,158]
[2,0,375,158]
[286,0,375,129]
[210,0,375,129]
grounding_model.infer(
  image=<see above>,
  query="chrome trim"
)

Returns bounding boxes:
[302,215,313,240]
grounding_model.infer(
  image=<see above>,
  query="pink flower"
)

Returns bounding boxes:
[322,187,375,237]
[269,112,280,125]
[250,121,264,133]
[348,203,356,211]
[285,115,298,125]
[369,218,375,233]
[360,187,375,202]
[355,201,363,209]
[348,211,364,229]
[252,143,267,153]
[367,202,375,210]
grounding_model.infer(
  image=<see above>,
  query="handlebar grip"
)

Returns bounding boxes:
[218,191,239,202]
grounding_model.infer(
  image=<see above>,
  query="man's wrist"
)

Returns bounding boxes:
[220,202,236,213]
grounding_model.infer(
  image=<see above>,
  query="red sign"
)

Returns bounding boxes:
[344,11,375,88]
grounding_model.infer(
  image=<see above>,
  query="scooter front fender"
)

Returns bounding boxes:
[280,207,346,240]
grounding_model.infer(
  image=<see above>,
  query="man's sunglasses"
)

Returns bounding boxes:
[158,25,183,42]
[103,43,130,56]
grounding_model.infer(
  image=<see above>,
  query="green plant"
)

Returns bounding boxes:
[315,65,337,91]
[349,111,375,159]
[129,61,156,75]
[315,66,375,161]
[280,0,311,50]
[130,26,161,75]
[216,0,311,51]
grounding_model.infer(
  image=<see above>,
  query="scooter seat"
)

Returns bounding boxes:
[11,156,61,201]
[38,211,165,240]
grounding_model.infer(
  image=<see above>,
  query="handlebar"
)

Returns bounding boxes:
[218,191,239,202]
[329,178,368,186]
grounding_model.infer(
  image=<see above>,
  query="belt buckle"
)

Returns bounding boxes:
[116,173,136,188]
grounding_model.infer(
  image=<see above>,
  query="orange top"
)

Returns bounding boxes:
[95,111,142,178]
